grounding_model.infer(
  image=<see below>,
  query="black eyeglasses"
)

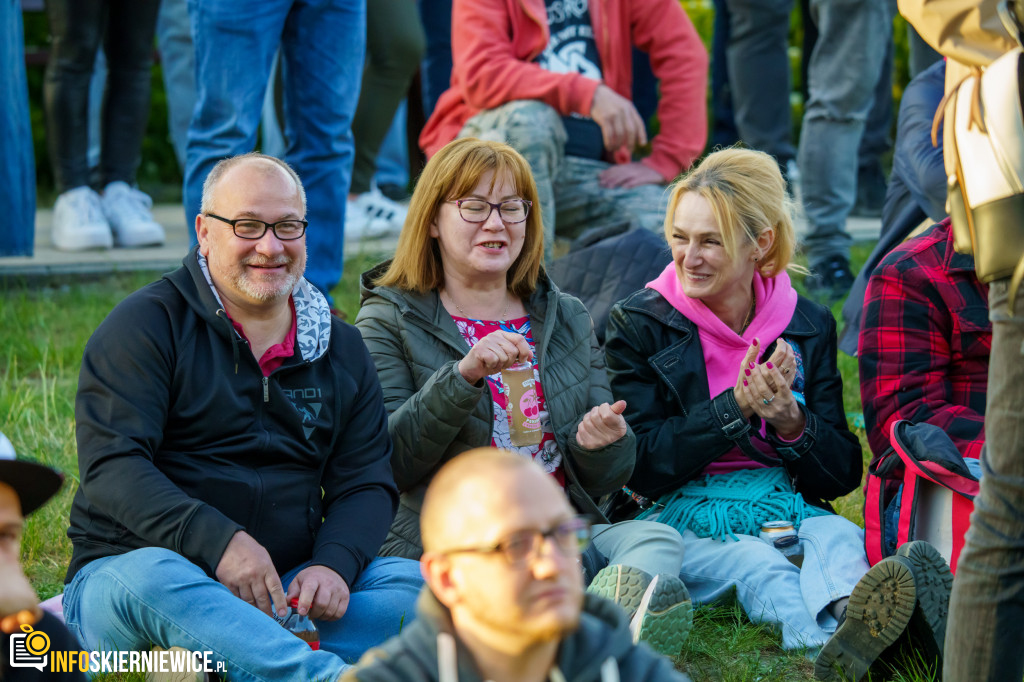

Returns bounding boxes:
[204,213,308,241]
[440,516,591,565]
[447,199,532,224]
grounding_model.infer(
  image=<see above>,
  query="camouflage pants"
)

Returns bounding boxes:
[459,100,670,258]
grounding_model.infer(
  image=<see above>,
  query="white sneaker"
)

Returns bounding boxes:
[346,198,394,240]
[101,181,166,248]
[51,187,114,251]
[347,188,407,238]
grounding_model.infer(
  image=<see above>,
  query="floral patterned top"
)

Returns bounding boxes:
[452,314,564,487]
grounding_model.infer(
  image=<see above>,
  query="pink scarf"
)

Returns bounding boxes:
[647,263,797,397]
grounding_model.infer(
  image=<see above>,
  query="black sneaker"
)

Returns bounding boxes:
[804,256,855,305]
[814,556,918,681]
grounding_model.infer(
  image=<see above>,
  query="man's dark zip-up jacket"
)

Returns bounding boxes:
[66,248,398,585]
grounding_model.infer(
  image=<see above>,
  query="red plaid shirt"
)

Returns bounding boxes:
[859,219,990,464]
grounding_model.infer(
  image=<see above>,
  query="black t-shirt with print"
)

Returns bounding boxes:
[535,0,606,160]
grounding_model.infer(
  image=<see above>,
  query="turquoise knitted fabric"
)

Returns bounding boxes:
[636,467,829,541]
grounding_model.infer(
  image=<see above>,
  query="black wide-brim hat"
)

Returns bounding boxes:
[0,432,64,516]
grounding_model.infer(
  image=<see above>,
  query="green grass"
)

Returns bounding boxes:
[2,239,933,681]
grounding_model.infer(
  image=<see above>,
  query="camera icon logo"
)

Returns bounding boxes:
[9,623,50,671]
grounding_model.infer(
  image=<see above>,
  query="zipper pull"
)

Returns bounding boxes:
[263,376,269,403]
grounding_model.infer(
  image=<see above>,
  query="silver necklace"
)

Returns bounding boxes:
[444,290,511,321]
[740,294,756,334]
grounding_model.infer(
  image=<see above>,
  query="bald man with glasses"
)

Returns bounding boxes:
[343,448,691,682]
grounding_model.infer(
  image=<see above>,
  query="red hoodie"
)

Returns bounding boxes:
[419,0,709,181]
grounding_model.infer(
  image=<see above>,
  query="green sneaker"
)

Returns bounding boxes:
[814,556,917,681]
[587,564,693,658]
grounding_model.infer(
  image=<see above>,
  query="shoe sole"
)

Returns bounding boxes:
[896,541,953,661]
[632,574,693,658]
[587,565,651,613]
[814,557,917,681]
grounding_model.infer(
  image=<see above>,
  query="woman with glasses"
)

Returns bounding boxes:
[355,138,692,657]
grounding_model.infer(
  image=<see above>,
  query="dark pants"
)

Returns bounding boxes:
[350,0,424,194]
[43,0,160,193]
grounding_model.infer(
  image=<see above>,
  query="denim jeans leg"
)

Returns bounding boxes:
[944,279,1024,682]
[0,0,36,256]
[721,0,796,164]
[458,100,567,259]
[282,557,424,665]
[796,515,870,633]
[797,0,889,266]
[374,101,410,190]
[417,0,453,118]
[679,530,829,650]
[591,521,686,578]
[184,0,289,246]
[62,548,348,681]
[156,0,197,171]
[277,0,365,301]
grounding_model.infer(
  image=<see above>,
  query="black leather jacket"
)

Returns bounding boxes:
[604,288,861,507]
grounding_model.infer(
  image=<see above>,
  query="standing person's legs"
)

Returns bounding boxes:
[43,0,105,194]
[417,0,452,119]
[350,0,424,196]
[797,0,889,272]
[944,279,1024,682]
[458,100,567,258]
[63,548,349,681]
[0,0,36,257]
[721,0,796,169]
[100,0,160,187]
[277,0,365,301]
[285,557,424,664]
[184,0,287,246]
[156,0,197,171]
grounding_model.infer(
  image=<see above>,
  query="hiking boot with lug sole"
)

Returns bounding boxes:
[587,564,693,658]
[814,555,917,681]
[896,540,953,663]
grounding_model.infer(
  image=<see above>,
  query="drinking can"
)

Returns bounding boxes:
[502,361,542,446]
[759,520,796,544]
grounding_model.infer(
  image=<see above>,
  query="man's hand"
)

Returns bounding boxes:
[286,565,351,621]
[590,84,648,153]
[575,400,629,449]
[215,531,287,618]
[599,162,665,189]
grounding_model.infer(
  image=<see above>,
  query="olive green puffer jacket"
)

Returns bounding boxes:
[356,262,636,559]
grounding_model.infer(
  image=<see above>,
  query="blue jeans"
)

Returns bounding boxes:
[375,100,410,190]
[678,514,869,650]
[63,548,423,680]
[156,0,196,171]
[944,279,1024,681]
[0,0,35,256]
[184,0,366,303]
[797,0,890,266]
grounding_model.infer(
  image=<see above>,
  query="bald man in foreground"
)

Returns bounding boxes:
[343,448,691,682]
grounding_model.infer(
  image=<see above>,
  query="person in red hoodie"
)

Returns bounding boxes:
[419,0,708,256]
